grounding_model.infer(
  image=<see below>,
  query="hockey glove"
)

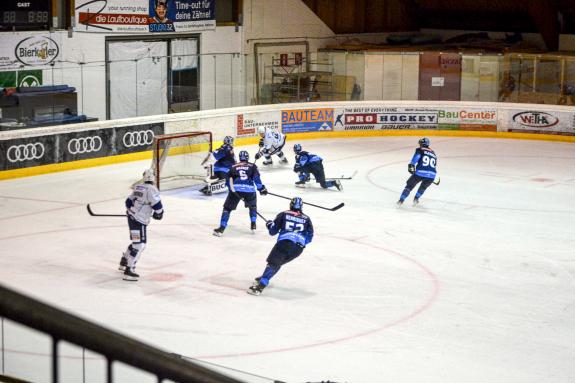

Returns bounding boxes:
[266,220,274,229]
[293,163,302,172]
[255,152,262,160]
[259,187,268,196]
[259,138,264,147]
[408,164,415,174]
[153,211,164,220]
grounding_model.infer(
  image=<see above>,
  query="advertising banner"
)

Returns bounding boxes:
[0,33,61,70]
[282,108,333,133]
[500,109,575,135]
[58,130,113,163]
[74,0,215,33]
[0,135,56,171]
[333,107,438,131]
[437,107,497,131]
[0,70,42,87]
[236,112,280,137]
[115,123,164,155]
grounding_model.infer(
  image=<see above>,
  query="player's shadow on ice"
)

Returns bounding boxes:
[205,275,316,300]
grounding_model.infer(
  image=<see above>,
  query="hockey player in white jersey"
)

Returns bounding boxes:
[119,169,164,281]
[254,126,288,166]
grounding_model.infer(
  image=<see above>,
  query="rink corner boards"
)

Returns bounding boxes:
[1,131,575,181]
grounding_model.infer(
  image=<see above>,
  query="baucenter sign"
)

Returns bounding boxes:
[15,36,59,66]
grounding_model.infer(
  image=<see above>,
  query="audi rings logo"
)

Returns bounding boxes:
[68,137,103,154]
[7,143,45,163]
[123,130,155,148]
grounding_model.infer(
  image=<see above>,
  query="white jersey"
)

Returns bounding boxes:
[127,182,162,225]
[262,129,286,152]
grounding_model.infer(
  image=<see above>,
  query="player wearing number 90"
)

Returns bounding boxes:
[213,150,268,236]
[397,137,438,206]
[247,197,314,295]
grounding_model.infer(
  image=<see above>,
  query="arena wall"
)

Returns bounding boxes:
[1,100,574,180]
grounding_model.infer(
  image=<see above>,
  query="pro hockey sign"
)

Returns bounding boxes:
[334,107,438,131]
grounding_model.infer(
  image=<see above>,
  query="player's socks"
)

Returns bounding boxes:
[118,256,127,271]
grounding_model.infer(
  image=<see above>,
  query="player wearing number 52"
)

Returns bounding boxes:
[213,151,268,237]
[247,197,314,296]
[397,137,438,206]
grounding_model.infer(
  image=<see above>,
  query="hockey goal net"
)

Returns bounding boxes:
[149,131,213,190]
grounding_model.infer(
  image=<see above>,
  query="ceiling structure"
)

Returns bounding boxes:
[302,0,575,51]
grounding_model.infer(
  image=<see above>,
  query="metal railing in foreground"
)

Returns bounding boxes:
[0,283,246,383]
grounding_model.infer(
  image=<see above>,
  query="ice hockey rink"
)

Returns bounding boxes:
[1,135,574,383]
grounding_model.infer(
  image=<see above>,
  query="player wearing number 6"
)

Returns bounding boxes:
[397,137,438,206]
[247,197,314,295]
[213,150,268,236]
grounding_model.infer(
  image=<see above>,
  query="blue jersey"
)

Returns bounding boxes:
[268,210,314,247]
[296,151,322,167]
[228,161,264,193]
[213,144,236,173]
[411,147,437,179]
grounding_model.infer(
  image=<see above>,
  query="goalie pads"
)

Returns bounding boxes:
[201,179,228,195]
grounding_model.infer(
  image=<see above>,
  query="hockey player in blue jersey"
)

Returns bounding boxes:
[201,136,236,195]
[120,169,164,281]
[213,150,268,236]
[248,197,314,295]
[397,137,438,206]
[292,143,342,191]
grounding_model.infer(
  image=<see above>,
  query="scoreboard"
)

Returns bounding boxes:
[1,0,51,31]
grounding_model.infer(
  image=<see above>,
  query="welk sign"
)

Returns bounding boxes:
[512,111,559,128]
[507,109,575,135]
[15,36,59,66]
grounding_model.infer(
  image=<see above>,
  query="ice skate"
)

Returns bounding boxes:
[334,180,343,191]
[247,283,265,295]
[413,197,420,206]
[123,268,139,281]
[295,180,306,188]
[213,226,225,237]
[396,199,404,206]
[262,159,273,166]
[251,222,256,232]
[280,157,288,164]
[200,185,212,196]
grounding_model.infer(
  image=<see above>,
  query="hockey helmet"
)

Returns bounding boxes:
[224,136,234,145]
[290,197,303,212]
[239,150,249,162]
[419,137,430,147]
[257,126,266,135]
[293,143,302,154]
[142,169,154,183]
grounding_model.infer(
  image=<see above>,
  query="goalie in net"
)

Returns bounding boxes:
[143,131,215,191]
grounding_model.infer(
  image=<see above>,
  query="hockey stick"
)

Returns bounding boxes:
[255,211,269,222]
[86,204,126,218]
[267,192,344,211]
[312,170,358,181]
[231,191,269,222]
[329,170,358,180]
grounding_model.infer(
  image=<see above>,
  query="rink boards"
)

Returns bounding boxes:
[1,100,575,179]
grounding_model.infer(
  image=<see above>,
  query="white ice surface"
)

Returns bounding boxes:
[1,136,574,383]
